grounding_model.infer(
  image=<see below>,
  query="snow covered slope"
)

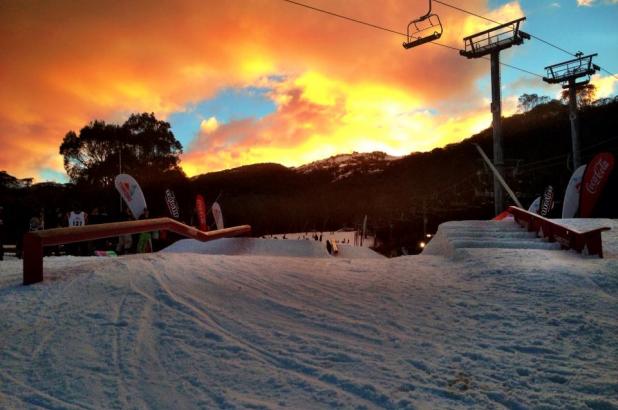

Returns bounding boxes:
[294,151,398,182]
[0,226,617,408]
[162,237,384,259]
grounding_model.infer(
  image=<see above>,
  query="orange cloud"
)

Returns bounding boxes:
[1,0,526,181]
[181,71,495,175]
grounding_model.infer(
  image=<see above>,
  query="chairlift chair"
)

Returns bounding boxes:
[403,0,443,49]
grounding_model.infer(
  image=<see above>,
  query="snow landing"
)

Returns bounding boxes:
[162,237,384,259]
[0,224,617,409]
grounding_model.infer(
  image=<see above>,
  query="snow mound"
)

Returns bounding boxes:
[162,237,384,259]
[336,244,385,259]
[423,220,548,257]
[424,218,618,258]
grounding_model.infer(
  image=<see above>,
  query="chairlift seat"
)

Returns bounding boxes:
[403,32,441,49]
[402,1,443,50]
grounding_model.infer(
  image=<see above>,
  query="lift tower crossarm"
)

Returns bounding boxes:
[542,53,600,169]
[543,53,599,87]
[460,17,529,59]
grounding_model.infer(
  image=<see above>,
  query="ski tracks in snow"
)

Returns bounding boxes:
[1,249,617,408]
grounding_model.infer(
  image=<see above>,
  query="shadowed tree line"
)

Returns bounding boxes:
[2,95,618,256]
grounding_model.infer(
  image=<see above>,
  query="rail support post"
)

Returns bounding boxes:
[23,233,44,285]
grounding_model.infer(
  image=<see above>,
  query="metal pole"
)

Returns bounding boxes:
[568,79,581,169]
[474,144,523,209]
[490,51,504,214]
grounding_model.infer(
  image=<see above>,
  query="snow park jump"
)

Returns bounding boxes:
[22,218,251,285]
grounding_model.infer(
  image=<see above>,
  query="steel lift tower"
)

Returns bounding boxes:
[460,18,530,215]
[543,53,599,169]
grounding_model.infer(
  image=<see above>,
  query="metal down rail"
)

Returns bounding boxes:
[22,218,251,285]
[507,206,610,258]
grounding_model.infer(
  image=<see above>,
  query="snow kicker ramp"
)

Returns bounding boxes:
[163,237,384,259]
[424,218,618,258]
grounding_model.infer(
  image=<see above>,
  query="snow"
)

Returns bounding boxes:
[0,219,617,408]
[294,151,399,181]
[265,230,376,248]
[162,237,383,259]
[424,218,618,259]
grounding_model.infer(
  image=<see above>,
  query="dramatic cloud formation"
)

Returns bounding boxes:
[0,0,615,181]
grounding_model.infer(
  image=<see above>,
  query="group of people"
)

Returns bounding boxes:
[7,204,157,258]
[116,207,154,255]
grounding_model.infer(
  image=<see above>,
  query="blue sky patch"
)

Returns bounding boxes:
[168,86,277,149]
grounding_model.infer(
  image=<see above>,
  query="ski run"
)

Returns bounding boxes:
[1,218,617,409]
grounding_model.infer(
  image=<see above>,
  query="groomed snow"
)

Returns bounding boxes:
[0,220,617,409]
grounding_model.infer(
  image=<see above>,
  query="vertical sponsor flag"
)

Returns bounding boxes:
[539,185,555,217]
[212,202,224,230]
[562,165,587,218]
[196,194,208,231]
[114,174,147,219]
[528,196,541,214]
[580,152,614,218]
[164,189,180,219]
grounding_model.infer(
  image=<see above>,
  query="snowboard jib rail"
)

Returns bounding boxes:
[22,218,251,285]
[507,206,610,258]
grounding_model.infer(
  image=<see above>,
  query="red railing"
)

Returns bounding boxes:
[507,206,610,257]
[22,218,251,285]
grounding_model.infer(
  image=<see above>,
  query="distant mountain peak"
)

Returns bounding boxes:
[294,151,400,181]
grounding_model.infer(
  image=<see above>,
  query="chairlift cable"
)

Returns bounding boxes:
[280,0,544,78]
[280,0,404,37]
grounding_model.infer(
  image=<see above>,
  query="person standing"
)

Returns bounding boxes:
[67,204,88,255]
[116,207,134,255]
[68,204,87,227]
[136,208,152,253]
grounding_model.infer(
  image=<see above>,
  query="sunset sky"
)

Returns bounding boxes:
[1,0,616,183]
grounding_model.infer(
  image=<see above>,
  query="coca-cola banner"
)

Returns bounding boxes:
[579,152,615,218]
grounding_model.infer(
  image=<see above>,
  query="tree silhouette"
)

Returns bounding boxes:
[561,83,597,107]
[60,113,184,186]
[517,93,550,113]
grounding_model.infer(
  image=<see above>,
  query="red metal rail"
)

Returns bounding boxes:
[22,218,251,285]
[507,206,610,257]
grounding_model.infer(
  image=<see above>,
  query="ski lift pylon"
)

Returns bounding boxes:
[403,0,443,49]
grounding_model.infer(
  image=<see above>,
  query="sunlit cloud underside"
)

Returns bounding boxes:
[0,0,616,181]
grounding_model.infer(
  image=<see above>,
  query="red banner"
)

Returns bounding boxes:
[579,152,614,218]
[195,194,208,231]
